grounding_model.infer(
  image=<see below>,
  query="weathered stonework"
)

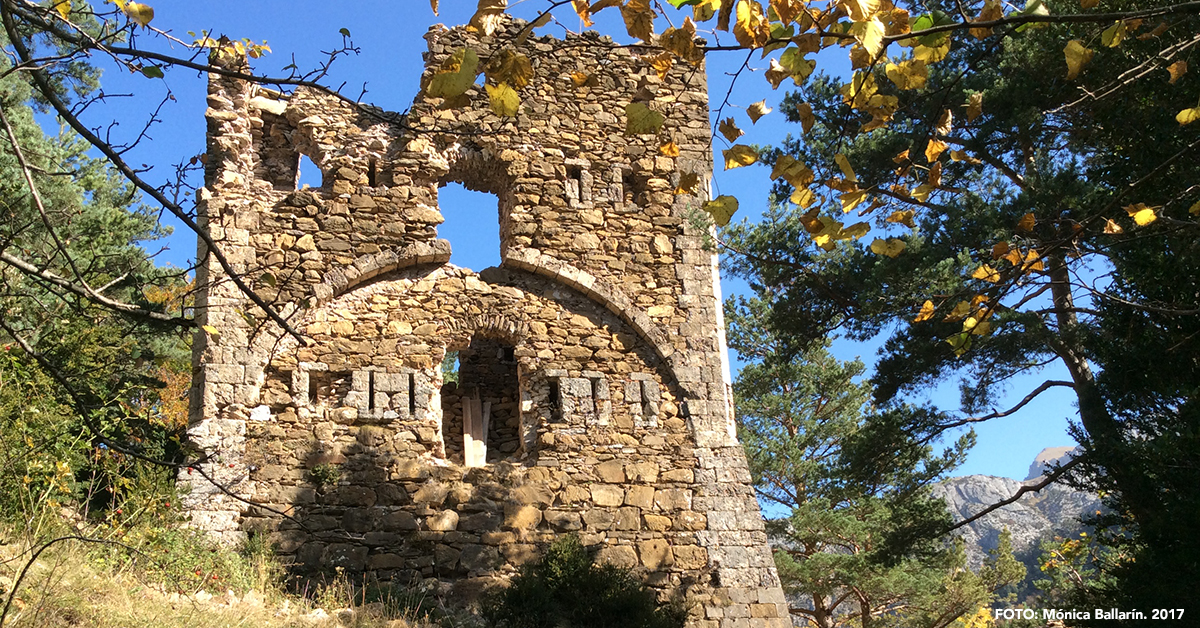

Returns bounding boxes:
[183,17,788,627]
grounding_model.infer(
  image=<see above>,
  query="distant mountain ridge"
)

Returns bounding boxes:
[933,447,1100,567]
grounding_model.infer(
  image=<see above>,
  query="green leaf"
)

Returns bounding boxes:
[426,48,480,101]
[910,11,955,46]
[140,65,164,79]
[625,102,664,135]
[339,28,352,37]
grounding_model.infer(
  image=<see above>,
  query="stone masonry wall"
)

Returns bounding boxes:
[183,17,788,628]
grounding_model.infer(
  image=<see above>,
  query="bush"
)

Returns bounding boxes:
[482,535,686,628]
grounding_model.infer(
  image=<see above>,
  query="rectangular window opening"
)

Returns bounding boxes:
[368,158,377,187]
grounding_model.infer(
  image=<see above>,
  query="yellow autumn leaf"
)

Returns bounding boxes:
[625,102,665,135]
[201,324,221,340]
[771,155,815,187]
[430,0,439,15]
[772,0,806,25]
[427,48,480,101]
[1017,212,1036,232]
[790,187,818,208]
[840,189,868,213]
[885,59,927,90]
[795,102,815,134]
[1123,202,1158,226]
[1101,20,1127,47]
[913,300,936,322]
[621,0,655,41]
[485,83,520,117]
[1064,40,1094,80]
[733,0,771,48]
[572,0,594,26]
[871,237,907,257]
[949,150,982,164]
[723,145,759,169]
[765,58,791,90]
[659,141,680,157]
[925,138,948,162]
[485,49,533,89]
[693,0,720,22]
[1190,200,1200,216]
[840,221,871,240]
[834,153,857,182]
[719,117,744,142]
[991,242,1010,258]
[1177,107,1200,125]
[1103,218,1125,234]
[648,52,674,80]
[971,264,1001,283]
[913,42,950,63]
[964,316,992,336]
[1167,61,1188,84]
[1024,249,1045,272]
[887,210,916,227]
[661,24,702,64]
[469,0,507,36]
[966,92,983,122]
[747,100,772,123]
[844,0,881,22]
[704,195,740,226]
[569,72,598,88]
[934,109,953,136]
[971,0,1002,39]
[53,0,69,18]
[124,1,154,26]
[945,300,971,321]
[854,16,887,59]
[675,172,700,195]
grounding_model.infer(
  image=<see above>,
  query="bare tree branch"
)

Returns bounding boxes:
[943,456,1085,534]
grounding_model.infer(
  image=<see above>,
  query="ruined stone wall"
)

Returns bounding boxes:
[184,17,788,628]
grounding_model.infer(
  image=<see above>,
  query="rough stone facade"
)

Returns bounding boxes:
[183,17,788,627]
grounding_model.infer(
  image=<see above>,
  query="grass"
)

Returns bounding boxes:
[0,526,463,628]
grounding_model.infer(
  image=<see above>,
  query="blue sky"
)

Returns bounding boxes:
[81,1,1075,480]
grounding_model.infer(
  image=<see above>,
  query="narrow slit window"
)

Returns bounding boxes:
[408,373,417,415]
[368,371,376,412]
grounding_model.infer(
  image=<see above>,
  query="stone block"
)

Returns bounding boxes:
[626,462,659,483]
[643,514,672,531]
[434,545,461,570]
[582,508,614,530]
[674,545,709,570]
[459,544,501,572]
[595,460,625,483]
[624,485,655,509]
[504,504,542,530]
[637,539,673,571]
[591,485,624,507]
[544,509,582,531]
[654,488,692,511]
[427,510,459,531]
[596,545,638,569]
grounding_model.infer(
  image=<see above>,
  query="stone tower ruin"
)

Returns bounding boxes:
[184,17,789,627]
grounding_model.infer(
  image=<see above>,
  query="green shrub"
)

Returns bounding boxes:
[482,535,686,628]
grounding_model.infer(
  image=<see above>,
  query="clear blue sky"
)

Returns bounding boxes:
[83,1,1075,480]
